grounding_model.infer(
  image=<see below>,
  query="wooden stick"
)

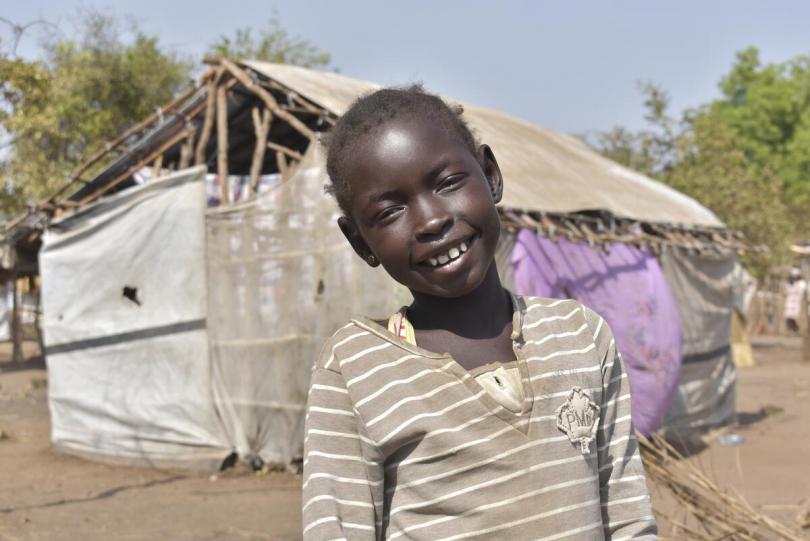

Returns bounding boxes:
[48,80,206,203]
[78,128,195,205]
[275,150,288,178]
[194,76,218,166]
[266,141,303,161]
[11,275,22,365]
[152,154,163,178]
[260,78,335,122]
[178,131,194,169]
[216,83,230,204]
[249,107,272,196]
[217,57,315,140]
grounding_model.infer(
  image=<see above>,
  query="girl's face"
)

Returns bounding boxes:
[338,115,503,299]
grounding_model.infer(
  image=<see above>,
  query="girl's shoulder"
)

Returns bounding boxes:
[516,295,608,338]
[313,318,400,373]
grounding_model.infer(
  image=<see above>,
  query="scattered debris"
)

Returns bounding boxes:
[797,500,810,530]
[763,404,785,416]
[640,433,807,540]
[716,432,746,446]
[209,474,218,482]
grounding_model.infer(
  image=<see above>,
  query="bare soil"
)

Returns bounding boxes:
[1,337,809,540]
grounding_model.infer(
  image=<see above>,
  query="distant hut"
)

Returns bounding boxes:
[0,58,751,469]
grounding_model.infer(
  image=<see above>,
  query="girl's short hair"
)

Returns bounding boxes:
[324,84,479,216]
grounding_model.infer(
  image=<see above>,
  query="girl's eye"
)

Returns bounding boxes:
[376,206,403,223]
[438,174,466,192]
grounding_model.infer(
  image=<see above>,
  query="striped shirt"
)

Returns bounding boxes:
[303,295,658,540]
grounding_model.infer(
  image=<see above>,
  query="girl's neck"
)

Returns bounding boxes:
[407,264,512,339]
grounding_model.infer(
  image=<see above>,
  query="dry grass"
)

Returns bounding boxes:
[640,433,808,540]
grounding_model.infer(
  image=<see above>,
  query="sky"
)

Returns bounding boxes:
[3,1,810,135]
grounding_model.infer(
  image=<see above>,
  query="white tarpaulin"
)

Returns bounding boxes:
[206,144,409,466]
[0,284,10,341]
[660,247,737,433]
[41,167,232,468]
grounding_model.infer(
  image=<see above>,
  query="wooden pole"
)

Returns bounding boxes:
[216,57,315,140]
[179,131,194,169]
[216,83,230,204]
[152,154,163,178]
[266,141,303,161]
[802,282,810,362]
[11,276,22,365]
[249,107,272,197]
[194,76,218,166]
[48,80,205,203]
[275,150,288,178]
[78,127,195,205]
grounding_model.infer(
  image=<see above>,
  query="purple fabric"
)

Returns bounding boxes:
[512,229,682,435]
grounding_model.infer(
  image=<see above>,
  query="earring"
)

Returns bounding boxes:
[366,254,378,266]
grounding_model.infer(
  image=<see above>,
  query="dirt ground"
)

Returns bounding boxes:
[1,337,809,541]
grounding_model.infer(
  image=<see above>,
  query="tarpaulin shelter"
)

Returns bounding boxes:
[1,58,750,468]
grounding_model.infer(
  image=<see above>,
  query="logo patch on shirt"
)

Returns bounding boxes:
[556,387,600,454]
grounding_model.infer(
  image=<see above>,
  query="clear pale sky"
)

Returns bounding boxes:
[3,1,810,135]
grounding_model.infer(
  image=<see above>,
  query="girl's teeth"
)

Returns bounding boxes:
[437,254,449,265]
[429,257,439,267]
[460,242,468,252]
[449,247,460,259]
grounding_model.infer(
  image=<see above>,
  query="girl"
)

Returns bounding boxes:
[302,86,658,540]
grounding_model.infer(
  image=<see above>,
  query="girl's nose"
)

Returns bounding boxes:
[414,203,453,240]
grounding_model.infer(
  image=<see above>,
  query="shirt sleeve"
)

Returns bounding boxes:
[585,308,659,540]
[302,366,384,540]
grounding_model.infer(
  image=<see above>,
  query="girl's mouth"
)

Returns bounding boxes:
[418,234,478,269]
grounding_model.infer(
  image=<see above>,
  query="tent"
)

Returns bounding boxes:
[1,58,749,468]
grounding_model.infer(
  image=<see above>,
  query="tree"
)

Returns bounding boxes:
[0,10,193,210]
[710,48,810,212]
[665,111,792,275]
[207,17,331,69]
[587,49,808,278]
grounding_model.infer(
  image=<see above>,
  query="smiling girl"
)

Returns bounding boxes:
[302,86,658,540]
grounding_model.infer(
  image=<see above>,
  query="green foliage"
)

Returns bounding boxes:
[712,47,810,207]
[207,17,331,69]
[0,11,193,210]
[588,48,810,278]
[666,111,792,276]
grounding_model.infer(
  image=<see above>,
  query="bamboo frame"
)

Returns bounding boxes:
[215,57,315,141]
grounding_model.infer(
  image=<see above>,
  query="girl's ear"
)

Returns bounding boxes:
[477,144,504,204]
[337,216,380,267]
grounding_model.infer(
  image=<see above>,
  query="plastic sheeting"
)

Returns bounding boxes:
[0,284,10,341]
[244,61,724,228]
[41,167,232,468]
[659,247,737,432]
[206,144,410,466]
[511,230,682,435]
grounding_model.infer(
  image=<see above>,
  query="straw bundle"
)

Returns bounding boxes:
[639,433,807,541]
